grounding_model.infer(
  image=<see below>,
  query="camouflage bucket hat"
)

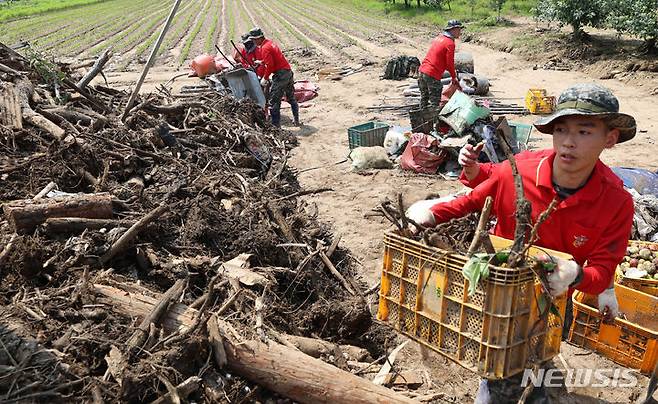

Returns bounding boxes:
[444,19,465,30]
[248,27,264,39]
[534,83,636,143]
[240,33,251,43]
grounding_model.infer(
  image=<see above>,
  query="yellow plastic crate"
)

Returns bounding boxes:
[569,283,658,374]
[525,88,555,115]
[617,240,658,297]
[376,232,566,379]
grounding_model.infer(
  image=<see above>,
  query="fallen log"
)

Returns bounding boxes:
[95,283,418,404]
[280,333,369,361]
[15,78,65,140]
[43,217,136,234]
[38,106,94,126]
[3,192,114,234]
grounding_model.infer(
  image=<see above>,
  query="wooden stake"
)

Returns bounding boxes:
[121,0,183,121]
[467,196,494,256]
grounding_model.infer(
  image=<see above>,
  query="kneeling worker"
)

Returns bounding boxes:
[408,83,636,402]
[248,27,300,128]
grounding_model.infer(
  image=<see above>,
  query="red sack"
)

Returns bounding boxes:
[285,80,319,104]
[189,54,217,78]
[399,133,448,174]
[441,82,460,104]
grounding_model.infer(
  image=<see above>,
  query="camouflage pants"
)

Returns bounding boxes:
[269,69,298,127]
[418,72,443,109]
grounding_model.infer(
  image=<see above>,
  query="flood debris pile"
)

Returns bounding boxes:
[0,43,407,403]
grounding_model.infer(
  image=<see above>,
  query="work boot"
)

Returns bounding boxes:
[270,108,281,128]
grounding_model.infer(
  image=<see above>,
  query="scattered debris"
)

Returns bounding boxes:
[0,41,403,403]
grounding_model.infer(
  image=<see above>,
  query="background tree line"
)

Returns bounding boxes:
[383,0,657,53]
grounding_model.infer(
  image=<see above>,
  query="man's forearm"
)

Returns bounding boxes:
[462,165,480,181]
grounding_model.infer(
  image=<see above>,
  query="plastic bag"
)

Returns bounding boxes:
[611,167,658,197]
[383,129,408,155]
[399,133,448,174]
[349,146,392,170]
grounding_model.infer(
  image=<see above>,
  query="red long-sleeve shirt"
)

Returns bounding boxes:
[259,38,291,80]
[419,34,457,81]
[459,149,623,189]
[433,151,633,295]
[232,46,265,77]
[459,150,552,188]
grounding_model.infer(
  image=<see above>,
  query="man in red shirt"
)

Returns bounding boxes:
[409,83,636,401]
[249,27,300,128]
[233,33,263,76]
[418,19,463,108]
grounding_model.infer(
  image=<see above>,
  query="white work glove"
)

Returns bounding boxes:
[546,257,581,297]
[253,60,263,66]
[405,196,456,234]
[260,77,269,87]
[597,287,619,323]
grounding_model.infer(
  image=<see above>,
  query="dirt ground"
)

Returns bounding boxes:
[101,18,658,404]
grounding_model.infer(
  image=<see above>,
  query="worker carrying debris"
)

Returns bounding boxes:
[248,27,300,128]
[233,32,263,76]
[408,83,636,402]
[418,19,463,109]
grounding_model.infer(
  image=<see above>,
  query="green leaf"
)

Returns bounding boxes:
[462,254,491,297]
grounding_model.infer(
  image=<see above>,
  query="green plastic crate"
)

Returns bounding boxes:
[348,121,389,150]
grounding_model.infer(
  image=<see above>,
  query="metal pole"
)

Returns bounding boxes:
[121,0,182,122]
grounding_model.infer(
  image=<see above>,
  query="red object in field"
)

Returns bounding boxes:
[213,56,232,73]
[284,80,319,104]
[441,82,460,104]
[399,133,448,174]
[190,54,217,78]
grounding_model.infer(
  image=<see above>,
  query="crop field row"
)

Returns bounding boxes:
[0,0,421,71]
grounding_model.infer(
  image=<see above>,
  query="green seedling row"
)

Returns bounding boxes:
[311,0,417,35]
[117,0,202,70]
[227,0,236,50]
[0,0,133,47]
[138,0,202,60]
[249,0,312,48]
[0,0,103,23]
[204,0,221,53]
[292,0,383,38]
[82,0,173,57]
[96,0,183,57]
[269,0,358,48]
[240,0,295,50]
[177,0,214,66]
